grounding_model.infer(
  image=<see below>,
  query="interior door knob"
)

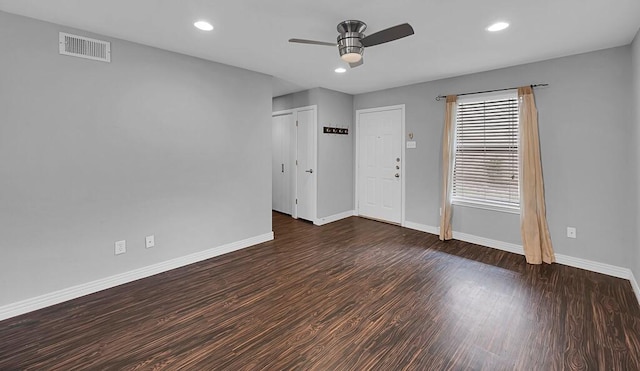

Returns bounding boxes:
[395,173,400,178]
[305,169,314,174]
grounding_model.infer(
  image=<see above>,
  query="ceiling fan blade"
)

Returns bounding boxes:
[349,59,363,68]
[361,23,414,47]
[289,38,337,47]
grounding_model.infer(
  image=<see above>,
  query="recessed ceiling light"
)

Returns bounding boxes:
[487,22,509,32]
[335,67,347,73]
[194,21,214,31]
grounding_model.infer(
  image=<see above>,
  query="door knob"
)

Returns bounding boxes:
[305,169,314,174]
[395,173,400,178]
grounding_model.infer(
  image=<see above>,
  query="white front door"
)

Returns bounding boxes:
[272,113,293,214]
[357,107,403,224]
[296,107,316,222]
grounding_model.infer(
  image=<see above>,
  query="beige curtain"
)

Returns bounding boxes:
[439,95,457,241]
[518,86,555,264]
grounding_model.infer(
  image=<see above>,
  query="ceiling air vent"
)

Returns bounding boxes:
[59,32,111,63]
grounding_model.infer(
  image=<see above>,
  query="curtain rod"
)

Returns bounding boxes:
[435,83,549,101]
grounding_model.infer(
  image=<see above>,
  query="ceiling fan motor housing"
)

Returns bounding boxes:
[337,20,366,60]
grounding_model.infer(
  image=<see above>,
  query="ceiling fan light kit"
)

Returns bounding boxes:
[289,19,414,69]
[341,52,362,63]
[337,20,366,63]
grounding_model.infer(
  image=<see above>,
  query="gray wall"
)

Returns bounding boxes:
[272,88,355,219]
[272,90,318,113]
[0,11,273,306]
[355,46,637,269]
[315,88,355,218]
[633,30,640,279]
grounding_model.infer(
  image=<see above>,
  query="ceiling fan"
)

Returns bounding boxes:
[289,20,414,68]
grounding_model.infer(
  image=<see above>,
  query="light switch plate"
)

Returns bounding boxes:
[406,141,417,149]
[115,240,126,255]
[567,227,577,239]
[145,235,155,249]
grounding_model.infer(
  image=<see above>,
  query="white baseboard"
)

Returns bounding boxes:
[630,271,640,306]
[402,221,523,255]
[401,221,640,306]
[315,210,355,226]
[403,221,439,235]
[554,254,631,279]
[0,232,274,322]
[452,230,524,256]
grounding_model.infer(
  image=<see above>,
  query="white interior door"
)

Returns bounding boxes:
[357,107,403,224]
[272,113,293,214]
[296,107,316,222]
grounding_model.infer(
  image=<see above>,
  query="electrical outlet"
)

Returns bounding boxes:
[145,235,155,249]
[115,240,126,255]
[567,227,577,239]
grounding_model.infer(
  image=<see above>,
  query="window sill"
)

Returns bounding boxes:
[451,199,520,215]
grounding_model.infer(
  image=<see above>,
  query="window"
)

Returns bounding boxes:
[452,91,519,212]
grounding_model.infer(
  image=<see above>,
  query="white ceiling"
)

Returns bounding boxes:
[1,0,639,96]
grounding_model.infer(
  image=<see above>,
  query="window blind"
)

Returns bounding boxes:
[452,95,519,209]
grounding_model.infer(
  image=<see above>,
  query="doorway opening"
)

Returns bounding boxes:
[272,105,318,223]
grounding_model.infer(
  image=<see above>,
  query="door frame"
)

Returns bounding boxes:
[272,105,318,223]
[271,111,295,215]
[354,104,406,226]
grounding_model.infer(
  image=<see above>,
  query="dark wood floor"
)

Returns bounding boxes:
[1,212,640,370]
